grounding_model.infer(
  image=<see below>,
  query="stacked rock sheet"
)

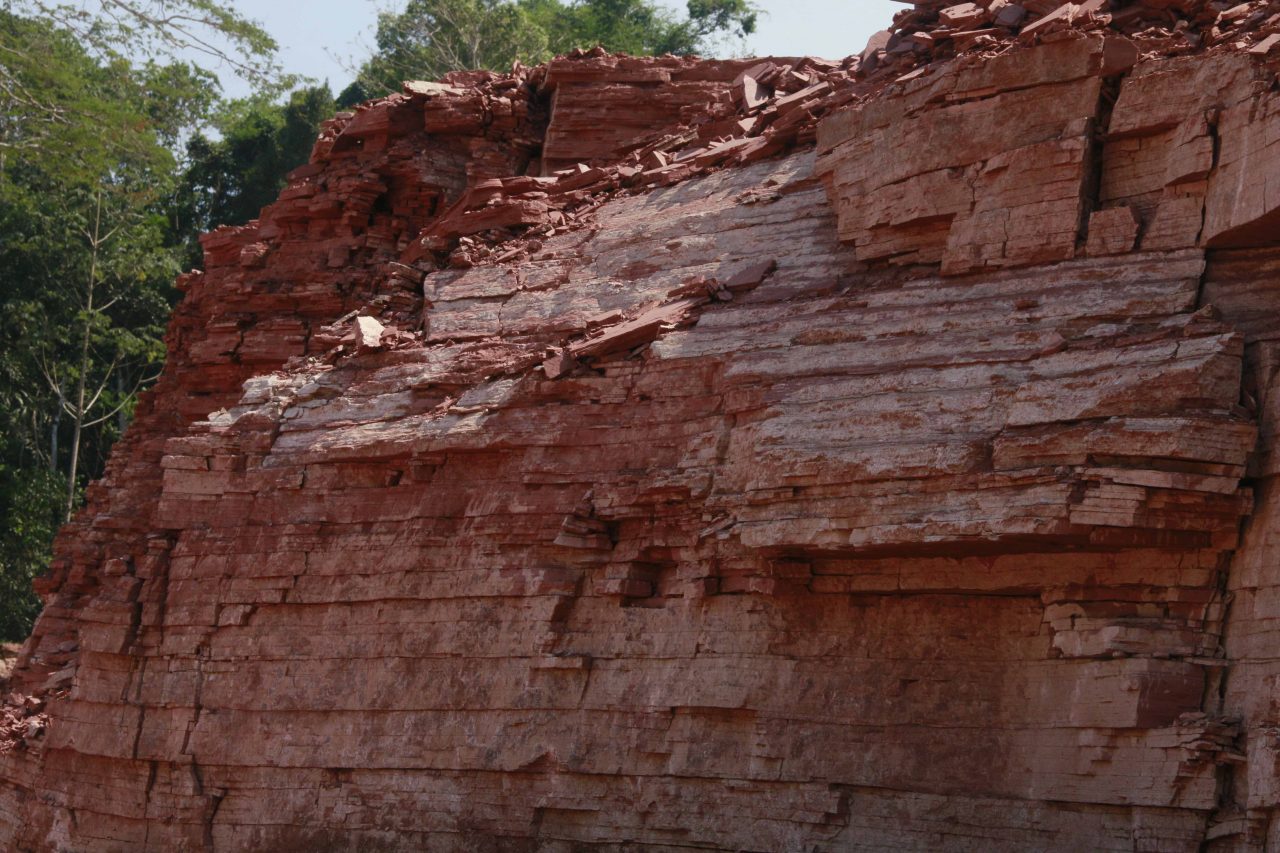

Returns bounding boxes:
[8,1,1280,849]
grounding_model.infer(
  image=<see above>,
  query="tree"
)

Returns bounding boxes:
[0,3,286,641]
[343,0,758,101]
[0,2,281,181]
[0,465,61,640]
[528,0,757,57]
[0,163,176,640]
[175,84,335,262]
[379,0,544,88]
[39,189,169,520]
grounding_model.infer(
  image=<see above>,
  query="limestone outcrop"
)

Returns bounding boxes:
[7,1,1280,849]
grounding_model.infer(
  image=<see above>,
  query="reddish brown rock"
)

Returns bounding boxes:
[1086,205,1141,255]
[539,54,802,172]
[8,5,1280,851]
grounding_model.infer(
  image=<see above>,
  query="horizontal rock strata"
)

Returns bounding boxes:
[7,2,1280,850]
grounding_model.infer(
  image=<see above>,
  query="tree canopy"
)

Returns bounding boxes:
[175,85,335,266]
[340,0,757,104]
[0,2,291,640]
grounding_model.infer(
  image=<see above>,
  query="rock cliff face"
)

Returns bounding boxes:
[8,2,1280,850]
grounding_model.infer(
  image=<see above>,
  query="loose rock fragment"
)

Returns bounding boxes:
[353,315,385,351]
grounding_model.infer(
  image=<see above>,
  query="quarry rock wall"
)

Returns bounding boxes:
[7,2,1280,850]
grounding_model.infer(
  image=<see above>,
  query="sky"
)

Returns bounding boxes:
[215,0,900,99]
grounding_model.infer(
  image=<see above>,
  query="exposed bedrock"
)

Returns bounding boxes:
[8,8,1280,851]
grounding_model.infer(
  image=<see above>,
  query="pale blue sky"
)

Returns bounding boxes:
[217,0,900,97]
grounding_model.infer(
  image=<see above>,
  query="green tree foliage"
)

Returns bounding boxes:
[0,465,61,640]
[529,0,757,57]
[341,0,757,103]
[176,84,335,263]
[0,3,283,641]
[1,2,280,177]
[343,0,547,104]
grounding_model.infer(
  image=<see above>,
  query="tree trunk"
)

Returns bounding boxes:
[65,192,102,521]
[49,389,62,472]
[115,372,128,434]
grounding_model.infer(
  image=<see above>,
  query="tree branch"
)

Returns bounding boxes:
[80,368,160,427]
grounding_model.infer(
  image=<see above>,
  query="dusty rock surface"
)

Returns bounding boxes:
[7,1,1280,850]
[0,645,18,684]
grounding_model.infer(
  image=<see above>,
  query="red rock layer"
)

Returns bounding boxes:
[6,5,1280,851]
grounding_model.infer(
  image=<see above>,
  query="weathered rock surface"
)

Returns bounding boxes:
[8,2,1280,850]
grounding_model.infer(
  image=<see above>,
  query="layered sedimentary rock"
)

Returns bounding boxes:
[8,1,1280,850]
